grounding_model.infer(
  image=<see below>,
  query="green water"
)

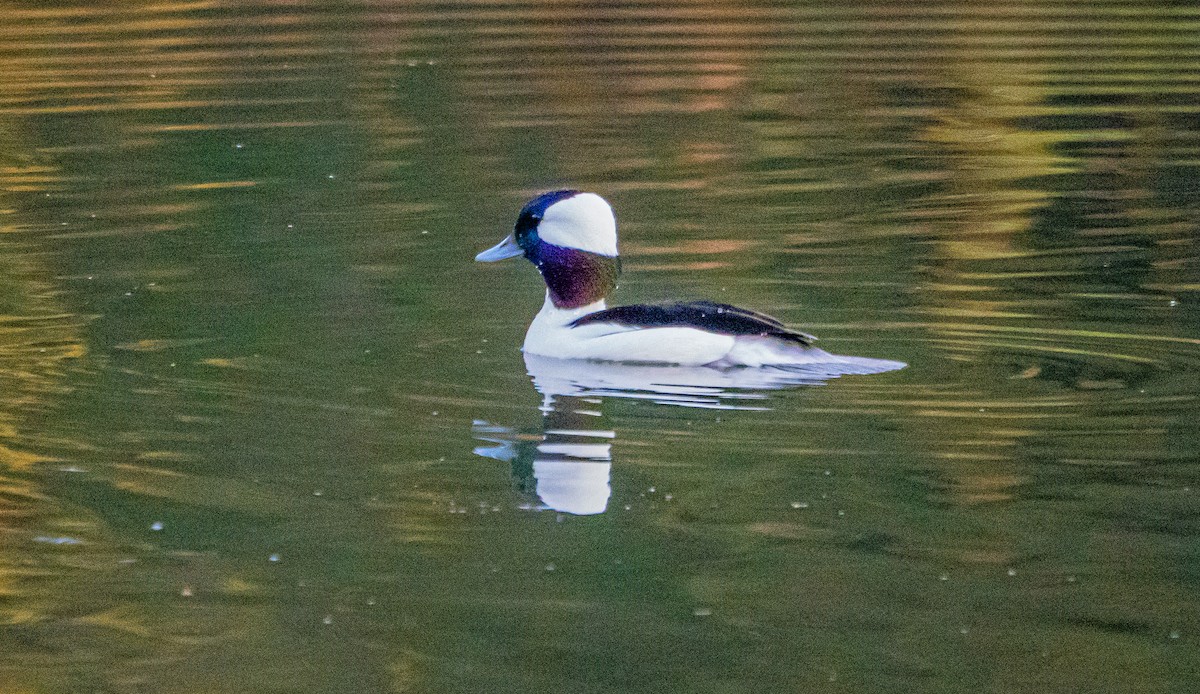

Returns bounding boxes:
[1,1,1198,691]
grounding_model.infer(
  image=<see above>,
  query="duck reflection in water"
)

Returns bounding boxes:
[473,352,904,516]
[473,381,615,517]
[473,190,906,513]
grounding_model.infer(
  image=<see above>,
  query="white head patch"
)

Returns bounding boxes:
[536,193,618,257]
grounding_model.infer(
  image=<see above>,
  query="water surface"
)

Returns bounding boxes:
[1,1,1198,692]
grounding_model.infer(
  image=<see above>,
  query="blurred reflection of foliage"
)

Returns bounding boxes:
[0,125,86,493]
[0,118,93,692]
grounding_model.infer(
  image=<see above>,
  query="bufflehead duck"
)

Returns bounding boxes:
[476,190,904,371]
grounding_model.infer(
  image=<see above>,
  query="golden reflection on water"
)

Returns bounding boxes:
[0,122,94,694]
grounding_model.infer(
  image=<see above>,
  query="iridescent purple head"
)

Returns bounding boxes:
[476,191,620,308]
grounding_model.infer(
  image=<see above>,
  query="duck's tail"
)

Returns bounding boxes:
[720,336,907,375]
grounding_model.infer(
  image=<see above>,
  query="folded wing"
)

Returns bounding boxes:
[569,300,816,346]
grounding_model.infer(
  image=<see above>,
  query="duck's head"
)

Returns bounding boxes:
[476,190,620,309]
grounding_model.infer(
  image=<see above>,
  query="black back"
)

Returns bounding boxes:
[569,300,816,345]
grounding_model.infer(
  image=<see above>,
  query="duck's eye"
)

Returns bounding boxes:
[514,212,541,245]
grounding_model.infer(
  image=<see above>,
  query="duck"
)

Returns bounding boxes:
[476,189,904,371]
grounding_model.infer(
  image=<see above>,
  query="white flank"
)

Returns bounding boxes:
[536,193,619,257]
[523,293,736,365]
